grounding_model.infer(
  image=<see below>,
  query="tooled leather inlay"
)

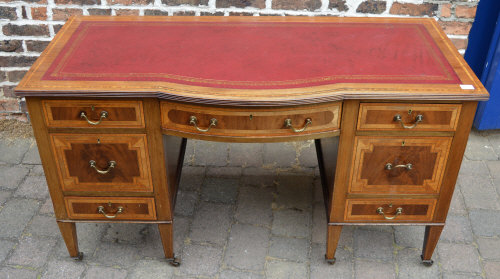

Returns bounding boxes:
[43,21,461,89]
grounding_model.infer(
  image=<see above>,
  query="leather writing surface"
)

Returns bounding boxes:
[43,21,460,89]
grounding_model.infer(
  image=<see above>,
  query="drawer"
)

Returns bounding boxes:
[357,103,461,131]
[43,100,144,128]
[345,199,436,222]
[51,134,153,192]
[161,102,341,138]
[65,197,156,220]
[349,136,452,194]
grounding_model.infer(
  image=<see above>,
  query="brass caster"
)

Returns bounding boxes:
[421,255,433,267]
[325,255,336,265]
[167,255,181,267]
[72,252,84,261]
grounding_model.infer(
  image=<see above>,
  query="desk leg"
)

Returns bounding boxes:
[421,225,443,266]
[326,225,342,264]
[57,221,83,260]
[158,223,180,266]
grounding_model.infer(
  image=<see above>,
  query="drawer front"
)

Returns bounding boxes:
[51,134,153,192]
[43,100,144,128]
[349,136,452,194]
[357,103,461,131]
[161,102,341,138]
[65,197,156,220]
[345,199,436,222]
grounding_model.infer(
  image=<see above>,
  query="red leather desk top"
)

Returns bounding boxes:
[16,16,488,105]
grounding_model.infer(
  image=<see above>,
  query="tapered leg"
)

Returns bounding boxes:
[326,225,343,264]
[158,223,180,266]
[57,221,83,260]
[421,225,444,266]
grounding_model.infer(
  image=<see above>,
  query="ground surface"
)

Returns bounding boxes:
[0,121,499,279]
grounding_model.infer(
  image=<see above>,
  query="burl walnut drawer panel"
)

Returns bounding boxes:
[51,134,153,192]
[65,197,156,220]
[345,199,436,222]
[357,103,461,131]
[43,100,144,128]
[349,136,452,194]
[161,102,341,138]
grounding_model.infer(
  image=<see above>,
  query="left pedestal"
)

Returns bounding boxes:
[26,97,185,264]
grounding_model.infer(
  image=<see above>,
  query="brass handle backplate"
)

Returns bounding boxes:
[385,163,412,170]
[189,116,217,132]
[284,118,312,133]
[377,207,403,220]
[394,114,423,129]
[97,205,123,219]
[80,111,108,125]
[89,160,116,174]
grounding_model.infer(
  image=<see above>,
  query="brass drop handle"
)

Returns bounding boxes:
[377,207,403,220]
[97,206,123,219]
[394,114,423,129]
[284,118,312,133]
[189,116,217,132]
[80,111,108,125]
[89,160,116,174]
[385,163,412,170]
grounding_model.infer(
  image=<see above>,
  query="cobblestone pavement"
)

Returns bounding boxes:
[0,130,500,279]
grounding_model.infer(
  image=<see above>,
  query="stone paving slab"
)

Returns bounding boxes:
[0,130,499,278]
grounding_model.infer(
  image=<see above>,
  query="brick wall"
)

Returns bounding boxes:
[0,0,479,121]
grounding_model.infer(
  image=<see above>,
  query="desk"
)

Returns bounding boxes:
[16,16,488,266]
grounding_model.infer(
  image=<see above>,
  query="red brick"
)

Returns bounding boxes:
[25,40,50,52]
[439,21,472,36]
[0,40,23,53]
[329,0,347,11]
[173,11,196,16]
[441,3,451,18]
[451,38,468,50]
[54,0,98,4]
[390,2,438,16]
[2,24,49,36]
[217,0,264,9]
[52,8,83,21]
[0,6,17,20]
[357,0,387,14]
[144,10,168,16]
[0,98,19,112]
[0,56,38,67]
[456,5,476,19]
[228,11,254,16]
[163,0,208,5]
[88,8,111,15]
[273,0,322,11]
[31,7,47,20]
[0,72,6,82]
[115,9,140,16]
[108,0,153,5]
[7,71,27,83]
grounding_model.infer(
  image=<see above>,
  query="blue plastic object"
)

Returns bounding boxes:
[464,0,500,130]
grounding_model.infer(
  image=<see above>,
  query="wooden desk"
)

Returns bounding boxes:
[16,16,488,266]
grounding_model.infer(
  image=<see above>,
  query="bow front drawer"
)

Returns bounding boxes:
[349,136,452,194]
[161,102,341,140]
[357,103,461,131]
[50,134,153,192]
[43,100,144,128]
[345,199,436,222]
[65,197,156,220]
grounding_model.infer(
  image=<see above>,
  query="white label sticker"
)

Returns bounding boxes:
[460,84,475,90]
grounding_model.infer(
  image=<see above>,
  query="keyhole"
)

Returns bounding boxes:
[402,140,405,146]
[91,105,95,111]
[249,114,253,120]
[97,138,101,144]
[408,109,412,115]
